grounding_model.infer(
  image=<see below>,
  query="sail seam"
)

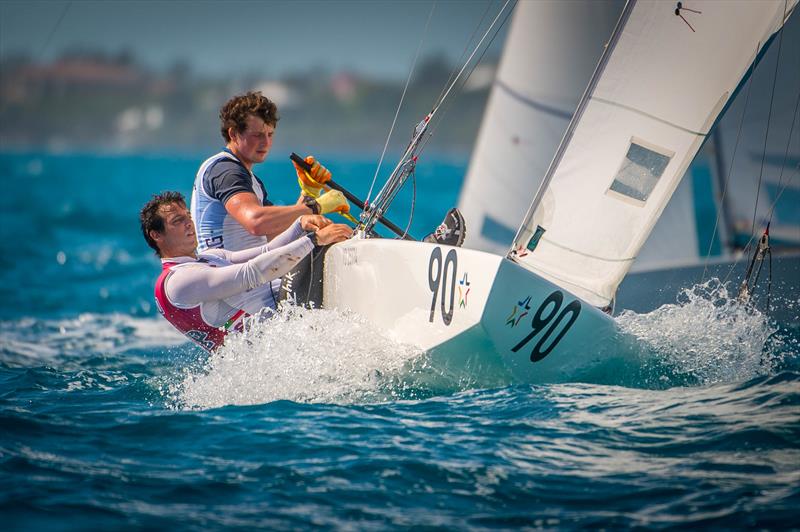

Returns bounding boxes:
[540,237,636,262]
[495,79,573,120]
[591,96,708,137]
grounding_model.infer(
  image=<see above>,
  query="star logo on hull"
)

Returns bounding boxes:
[458,272,471,308]
[506,295,532,327]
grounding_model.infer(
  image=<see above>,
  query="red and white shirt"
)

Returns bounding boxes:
[154,219,313,351]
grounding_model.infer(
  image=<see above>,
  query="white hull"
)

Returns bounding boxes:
[323,239,621,384]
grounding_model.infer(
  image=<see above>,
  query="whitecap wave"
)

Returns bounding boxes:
[615,279,794,385]
[169,304,424,409]
[0,313,187,365]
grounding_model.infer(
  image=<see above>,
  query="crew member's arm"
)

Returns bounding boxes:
[225,193,312,241]
[165,223,352,307]
[165,237,314,307]
[203,215,333,265]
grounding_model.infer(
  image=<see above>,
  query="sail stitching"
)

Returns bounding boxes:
[538,237,636,263]
[591,96,708,137]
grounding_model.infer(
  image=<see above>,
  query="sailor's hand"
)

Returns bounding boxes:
[294,155,331,198]
[315,190,350,215]
[314,223,352,246]
[299,214,332,232]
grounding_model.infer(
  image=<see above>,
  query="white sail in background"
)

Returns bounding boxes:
[457,0,622,255]
[510,0,798,308]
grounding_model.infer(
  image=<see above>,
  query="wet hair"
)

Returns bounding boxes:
[140,191,186,257]
[219,91,280,142]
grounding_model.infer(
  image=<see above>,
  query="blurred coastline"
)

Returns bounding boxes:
[0,50,494,157]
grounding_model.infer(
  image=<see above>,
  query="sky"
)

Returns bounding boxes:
[0,0,509,79]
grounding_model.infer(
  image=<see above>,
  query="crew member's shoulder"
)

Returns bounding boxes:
[207,158,250,180]
[203,159,253,201]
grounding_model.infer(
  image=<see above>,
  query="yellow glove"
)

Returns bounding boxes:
[315,190,350,215]
[293,155,331,198]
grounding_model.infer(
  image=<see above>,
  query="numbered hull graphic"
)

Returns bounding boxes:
[324,239,619,384]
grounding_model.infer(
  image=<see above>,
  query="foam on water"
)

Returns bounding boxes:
[0,313,186,366]
[170,304,424,409]
[616,279,796,386]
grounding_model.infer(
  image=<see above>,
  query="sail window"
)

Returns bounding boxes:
[608,140,672,203]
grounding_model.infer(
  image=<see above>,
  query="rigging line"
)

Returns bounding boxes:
[749,0,787,240]
[401,170,417,240]
[433,0,495,110]
[724,160,798,286]
[417,0,516,157]
[364,1,436,208]
[430,0,513,121]
[0,2,71,116]
[367,0,513,217]
[764,68,800,226]
[37,1,72,62]
[701,42,759,283]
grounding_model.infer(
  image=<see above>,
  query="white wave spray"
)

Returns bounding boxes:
[615,279,795,386]
[169,304,424,409]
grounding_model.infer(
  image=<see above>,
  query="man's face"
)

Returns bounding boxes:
[152,202,197,257]
[230,115,274,167]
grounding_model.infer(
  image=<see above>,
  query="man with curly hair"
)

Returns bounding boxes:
[191,91,349,252]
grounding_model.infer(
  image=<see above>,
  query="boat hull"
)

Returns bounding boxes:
[323,239,623,384]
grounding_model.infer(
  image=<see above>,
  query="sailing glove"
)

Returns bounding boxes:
[293,155,331,198]
[314,190,350,215]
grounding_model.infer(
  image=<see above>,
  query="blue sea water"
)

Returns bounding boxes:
[1,151,799,529]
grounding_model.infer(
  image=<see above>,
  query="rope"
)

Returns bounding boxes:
[763,59,800,228]
[400,169,416,240]
[364,2,436,209]
[749,0,787,240]
[418,0,516,157]
[363,0,514,234]
[433,0,495,110]
[37,2,72,61]
[701,43,759,283]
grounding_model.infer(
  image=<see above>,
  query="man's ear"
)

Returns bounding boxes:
[228,126,238,142]
[149,229,163,244]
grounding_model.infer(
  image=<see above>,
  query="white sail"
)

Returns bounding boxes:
[457,0,623,255]
[633,171,701,270]
[634,5,800,272]
[510,0,798,308]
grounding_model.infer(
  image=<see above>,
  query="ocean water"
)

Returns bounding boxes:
[1,151,799,529]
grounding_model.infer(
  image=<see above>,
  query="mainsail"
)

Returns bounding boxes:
[509,0,798,308]
[457,0,623,255]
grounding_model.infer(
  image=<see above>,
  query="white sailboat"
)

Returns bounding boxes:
[317,0,797,383]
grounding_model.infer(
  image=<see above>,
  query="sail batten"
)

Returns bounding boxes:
[509,0,798,308]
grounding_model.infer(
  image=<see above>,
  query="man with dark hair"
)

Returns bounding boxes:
[142,191,351,351]
[191,91,349,252]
